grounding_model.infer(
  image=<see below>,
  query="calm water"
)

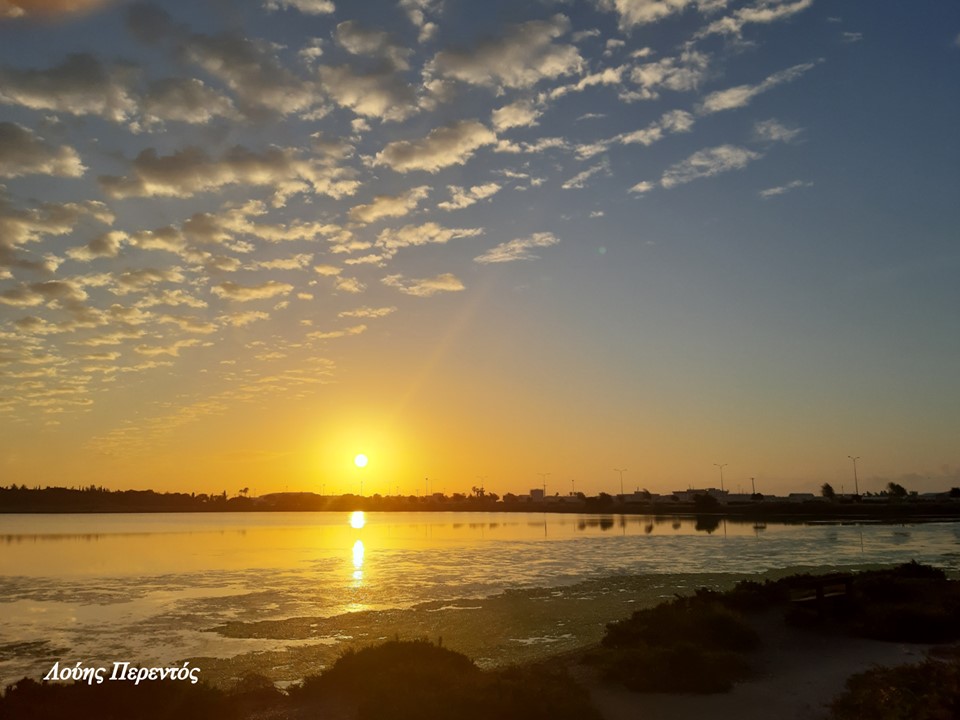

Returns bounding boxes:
[2,511,959,687]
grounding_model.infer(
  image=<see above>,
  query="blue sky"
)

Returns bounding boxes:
[1,0,958,496]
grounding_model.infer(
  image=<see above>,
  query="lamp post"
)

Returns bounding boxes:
[613,468,626,497]
[713,463,727,493]
[537,472,550,497]
[848,456,860,496]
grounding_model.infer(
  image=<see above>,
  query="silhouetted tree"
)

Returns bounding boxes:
[887,482,908,500]
[821,482,836,500]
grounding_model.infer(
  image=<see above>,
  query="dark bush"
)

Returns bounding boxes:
[831,655,960,720]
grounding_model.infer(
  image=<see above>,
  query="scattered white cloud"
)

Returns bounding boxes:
[338,306,396,319]
[211,280,294,302]
[67,231,126,261]
[318,64,418,121]
[335,276,366,293]
[430,14,583,89]
[626,49,710,101]
[0,52,136,122]
[375,222,483,255]
[308,324,367,339]
[753,118,802,143]
[661,144,761,188]
[374,119,497,173]
[0,122,85,178]
[263,0,335,14]
[629,180,655,193]
[759,179,813,198]
[598,0,727,30]
[492,99,543,131]
[382,272,465,296]
[699,60,821,114]
[134,338,202,357]
[474,231,559,264]
[841,31,863,43]
[438,183,502,210]
[400,0,441,43]
[349,185,431,224]
[698,0,814,39]
[99,144,359,203]
[562,160,610,189]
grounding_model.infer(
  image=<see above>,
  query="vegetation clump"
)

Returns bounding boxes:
[593,595,760,693]
[830,646,960,720]
[291,639,602,720]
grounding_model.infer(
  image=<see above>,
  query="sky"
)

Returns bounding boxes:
[0,0,958,498]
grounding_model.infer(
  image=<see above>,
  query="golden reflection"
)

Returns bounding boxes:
[352,539,364,582]
[349,510,366,529]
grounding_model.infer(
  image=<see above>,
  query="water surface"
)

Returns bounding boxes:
[2,511,958,686]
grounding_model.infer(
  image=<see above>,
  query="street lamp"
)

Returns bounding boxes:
[537,472,550,496]
[613,468,626,497]
[848,456,860,496]
[713,463,727,493]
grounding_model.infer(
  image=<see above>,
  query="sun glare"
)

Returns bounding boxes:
[350,510,366,529]
[354,453,368,468]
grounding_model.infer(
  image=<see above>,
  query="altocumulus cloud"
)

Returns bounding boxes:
[0,123,85,178]
[374,120,497,173]
[211,280,294,302]
[474,232,560,264]
[381,272,465,297]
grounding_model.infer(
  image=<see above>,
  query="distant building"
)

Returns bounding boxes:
[672,488,729,503]
[786,493,817,503]
[530,488,545,502]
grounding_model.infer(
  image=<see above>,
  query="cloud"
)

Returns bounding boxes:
[660,144,761,188]
[335,276,365,293]
[375,222,483,256]
[263,0,334,14]
[157,314,218,334]
[0,192,113,258]
[317,64,418,121]
[474,231,560,264]
[223,310,269,326]
[759,179,813,198]
[314,264,342,277]
[211,280,293,302]
[626,50,710,100]
[492,99,543,131]
[546,65,627,101]
[437,183,502,210]
[0,122,85,178]
[133,338,202,357]
[349,185,431,224]
[99,144,359,203]
[0,0,117,18]
[139,78,237,126]
[338,306,397,319]
[619,109,695,146]
[699,60,820,114]
[382,272,465,296]
[374,119,497,173]
[0,53,136,122]
[841,31,863,43]
[629,180,656,194]
[698,0,814,39]
[597,0,727,29]
[114,267,185,294]
[334,20,411,70]
[0,279,88,307]
[400,0,441,42]
[562,160,610,190]
[67,231,126,261]
[753,118,802,143]
[127,4,323,117]
[250,253,314,270]
[307,324,367,339]
[430,14,583,89]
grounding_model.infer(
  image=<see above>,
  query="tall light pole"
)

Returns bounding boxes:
[613,468,627,497]
[537,472,550,496]
[570,478,575,495]
[714,463,727,492]
[848,456,860,496]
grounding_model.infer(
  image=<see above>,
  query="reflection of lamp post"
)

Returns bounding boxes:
[613,468,626,497]
[713,463,727,493]
[848,456,860,496]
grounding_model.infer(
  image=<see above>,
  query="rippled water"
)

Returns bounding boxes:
[2,511,959,687]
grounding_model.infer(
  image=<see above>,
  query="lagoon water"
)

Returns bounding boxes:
[2,511,959,687]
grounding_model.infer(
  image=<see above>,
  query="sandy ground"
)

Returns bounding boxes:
[571,611,937,720]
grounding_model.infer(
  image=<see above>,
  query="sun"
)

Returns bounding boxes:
[354,453,368,468]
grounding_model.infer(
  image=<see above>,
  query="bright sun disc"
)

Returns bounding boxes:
[354,453,368,468]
